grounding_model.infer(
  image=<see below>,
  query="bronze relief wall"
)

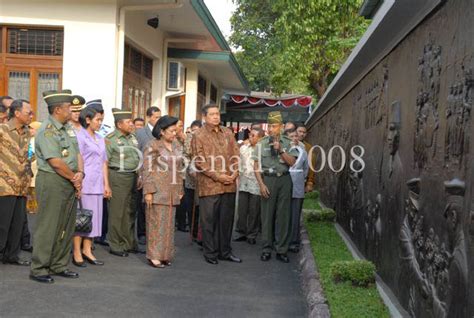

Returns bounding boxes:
[306,0,473,316]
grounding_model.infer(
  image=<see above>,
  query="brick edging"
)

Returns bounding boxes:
[297,223,331,317]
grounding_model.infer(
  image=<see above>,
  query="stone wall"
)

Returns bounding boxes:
[306,0,473,316]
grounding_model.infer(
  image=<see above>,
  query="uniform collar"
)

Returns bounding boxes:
[49,115,66,130]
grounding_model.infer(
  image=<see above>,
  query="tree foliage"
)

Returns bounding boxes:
[230,0,369,99]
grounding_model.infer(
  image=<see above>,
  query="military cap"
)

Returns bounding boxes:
[112,107,132,121]
[86,99,104,112]
[268,111,283,124]
[43,89,73,107]
[71,95,86,112]
[444,179,465,217]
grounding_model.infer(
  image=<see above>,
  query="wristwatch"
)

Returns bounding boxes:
[78,171,86,178]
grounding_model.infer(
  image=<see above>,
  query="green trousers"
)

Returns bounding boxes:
[107,169,137,252]
[261,174,292,254]
[31,171,76,276]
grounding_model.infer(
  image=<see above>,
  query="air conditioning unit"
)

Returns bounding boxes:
[167,61,185,91]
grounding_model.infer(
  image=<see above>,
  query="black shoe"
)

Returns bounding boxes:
[110,250,129,257]
[204,257,218,265]
[288,246,300,253]
[276,253,290,263]
[192,239,203,246]
[95,239,109,247]
[233,236,247,242]
[247,238,256,245]
[177,227,189,232]
[126,248,145,254]
[82,254,104,266]
[72,258,87,268]
[148,259,165,269]
[3,259,31,266]
[21,244,33,252]
[138,236,146,245]
[54,270,79,278]
[218,254,242,263]
[30,274,54,284]
[260,252,271,262]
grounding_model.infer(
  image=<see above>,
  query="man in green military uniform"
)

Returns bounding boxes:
[253,111,297,263]
[106,108,141,257]
[30,89,85,284]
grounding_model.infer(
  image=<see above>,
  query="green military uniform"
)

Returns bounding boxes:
[31,90,81,277]
[106,108,140,254]
[253,111,298,256]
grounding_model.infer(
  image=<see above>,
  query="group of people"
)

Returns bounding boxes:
[0,90,314,284]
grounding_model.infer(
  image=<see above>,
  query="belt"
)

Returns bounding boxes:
[109,166,136,173]
[263,171,289,177]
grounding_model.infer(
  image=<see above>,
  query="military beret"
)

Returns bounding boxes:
[112,107,132,121]
[268,111,283,124]
[71,95,86,112]
[43,89,73,107]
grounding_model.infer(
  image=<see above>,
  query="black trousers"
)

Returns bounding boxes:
[136,189,146,238]
[235,191,261,240]
[199,193,235,259]
[98,198,109,242]
[0,196,26,262]
[184,187,199,239]
[176,186,188,230]
[290,198,304,247]
[21,212,31,246]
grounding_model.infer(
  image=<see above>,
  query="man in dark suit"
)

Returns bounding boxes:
[135,106,161,245]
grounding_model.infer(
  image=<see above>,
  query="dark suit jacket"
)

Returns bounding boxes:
[136,126,154,152]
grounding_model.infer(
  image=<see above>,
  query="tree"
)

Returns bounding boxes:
[230,0,368,99]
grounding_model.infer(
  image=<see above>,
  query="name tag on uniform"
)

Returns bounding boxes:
[67,129,76,138]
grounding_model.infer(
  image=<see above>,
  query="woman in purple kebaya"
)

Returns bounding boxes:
[72,101,112,267]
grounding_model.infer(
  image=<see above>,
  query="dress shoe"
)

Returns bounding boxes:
[126,248,145,254]
[138,236,146,245]
[148,259,165,268]
[54,270,79,278]
[21,244,33,252]
[288,246,300,253]
[260,252,271,262]
[30,274,54,284]
[72,258,87,268]
[247,238,256,245]
[204,257,218,265]
[276,253,290,263]
[3,259,31,266]
[192,239,203,246]
[233,236,247,242]
[110,250,129,257]
[82,254,104,266]
[218,254,242,263]
[163,260,172,267]
[177,227,189,232]
[94,239,109,247]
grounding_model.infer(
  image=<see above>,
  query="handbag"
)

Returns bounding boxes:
[75,200,93,233]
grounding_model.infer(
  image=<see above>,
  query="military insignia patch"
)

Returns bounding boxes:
[72,98,80,105]
[67,129,76,137]
[61,149,70,157]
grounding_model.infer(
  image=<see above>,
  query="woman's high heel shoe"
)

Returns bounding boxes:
[72,257,87,268]
[82,254,104,266]
[148,259,165,268]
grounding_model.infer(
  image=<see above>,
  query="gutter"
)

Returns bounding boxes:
[115,0,183,109]
[359,0,383,19]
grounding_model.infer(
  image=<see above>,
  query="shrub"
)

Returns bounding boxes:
[330,260,376,287]
[305,191,319,200]
[304,208,336,223]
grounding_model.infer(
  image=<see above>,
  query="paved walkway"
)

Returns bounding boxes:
[0,216,306,317]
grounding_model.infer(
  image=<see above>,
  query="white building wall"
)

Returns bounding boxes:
[0,0,119,125]
[183,62,198,129]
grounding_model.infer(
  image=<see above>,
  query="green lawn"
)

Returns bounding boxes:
[304,193,389,317]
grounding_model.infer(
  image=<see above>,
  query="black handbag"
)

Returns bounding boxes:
[75,200,93,234]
